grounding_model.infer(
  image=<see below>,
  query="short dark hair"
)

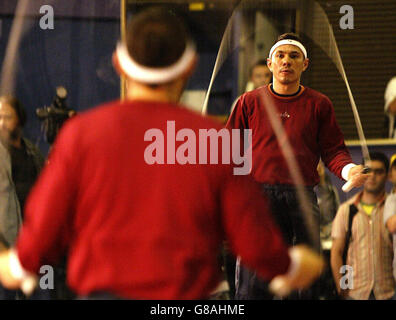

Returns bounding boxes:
[365,152,389,173]
[126,7,190,68]
[0,95,26,127]
[276,32,304,44]
[249,59,268,77]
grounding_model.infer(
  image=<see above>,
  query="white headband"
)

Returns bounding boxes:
[268,39,307,59]
[115,41,197,84]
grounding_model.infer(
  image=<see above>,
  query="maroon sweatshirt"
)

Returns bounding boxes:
[226,85,352,185]
[16,100,290,299]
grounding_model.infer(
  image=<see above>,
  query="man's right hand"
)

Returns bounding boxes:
[342,164,370,192]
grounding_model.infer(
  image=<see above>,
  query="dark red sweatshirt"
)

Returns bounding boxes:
[226,85,352,185]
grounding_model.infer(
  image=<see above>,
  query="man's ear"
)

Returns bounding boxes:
[181,54,198,80]
[302,58,309,72]
[266,58,273,72]
[112,51,125,77]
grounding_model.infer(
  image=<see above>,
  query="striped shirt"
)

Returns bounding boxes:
[383,191,396,280]
[331,192,395,300]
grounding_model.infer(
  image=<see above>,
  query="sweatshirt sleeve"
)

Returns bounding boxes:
[16,119,81,273]
[220,172,290,280]
[226,94,250,131]
[318,97,353,180]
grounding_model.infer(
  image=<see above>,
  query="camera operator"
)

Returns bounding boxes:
[36,87,76,300]
[36,86,76,145]
[0,95,46,299]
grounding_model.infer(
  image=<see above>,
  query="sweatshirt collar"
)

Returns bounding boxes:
[267,84,306,100]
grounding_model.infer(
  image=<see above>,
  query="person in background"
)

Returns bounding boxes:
[0,96,44,217]
[331,152,394,300]
[229,59,272,116]
[384,77,396,138]
[384,154,396,280]
[316,160,339,245]
[246,59,272,91]
[315,160,340,299]
[0,95,47,299]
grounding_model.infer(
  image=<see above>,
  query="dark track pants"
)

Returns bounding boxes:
[235,184,320,300]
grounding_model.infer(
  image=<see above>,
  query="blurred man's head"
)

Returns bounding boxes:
[363,152,389,195]
[0,96,25,146]
[249,60,271,89]
[113,7,197,101]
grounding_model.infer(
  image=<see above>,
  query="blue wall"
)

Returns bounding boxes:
[0,12,236,154]
[0,12,120,154]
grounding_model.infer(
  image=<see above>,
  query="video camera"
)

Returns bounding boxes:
[36,86,76,144]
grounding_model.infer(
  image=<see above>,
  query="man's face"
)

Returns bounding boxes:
[364,160,388,194]
[250,65,272,89]
[267,44,308,86]
[389,165,396,187]
[0,102,20,144]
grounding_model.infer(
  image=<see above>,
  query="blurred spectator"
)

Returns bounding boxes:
[0,96,47,300]
[331,152,394,300]
[229,60,272,116]
[0,96,44,216]
[316,160,339,246]
[315,161,339,299]
[383,154,396,280]
[245,59,272,92]
[0,141,20,251]
[384,77,396,138]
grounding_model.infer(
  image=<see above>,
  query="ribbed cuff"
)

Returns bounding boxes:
[341,163,357,181]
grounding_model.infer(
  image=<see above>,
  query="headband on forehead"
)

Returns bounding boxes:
[268,39,308,59]
[115,41,197,84]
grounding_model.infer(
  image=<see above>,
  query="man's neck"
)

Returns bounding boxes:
[272,80,301,95]
[126,80,182,104]
[361,190,385,205]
